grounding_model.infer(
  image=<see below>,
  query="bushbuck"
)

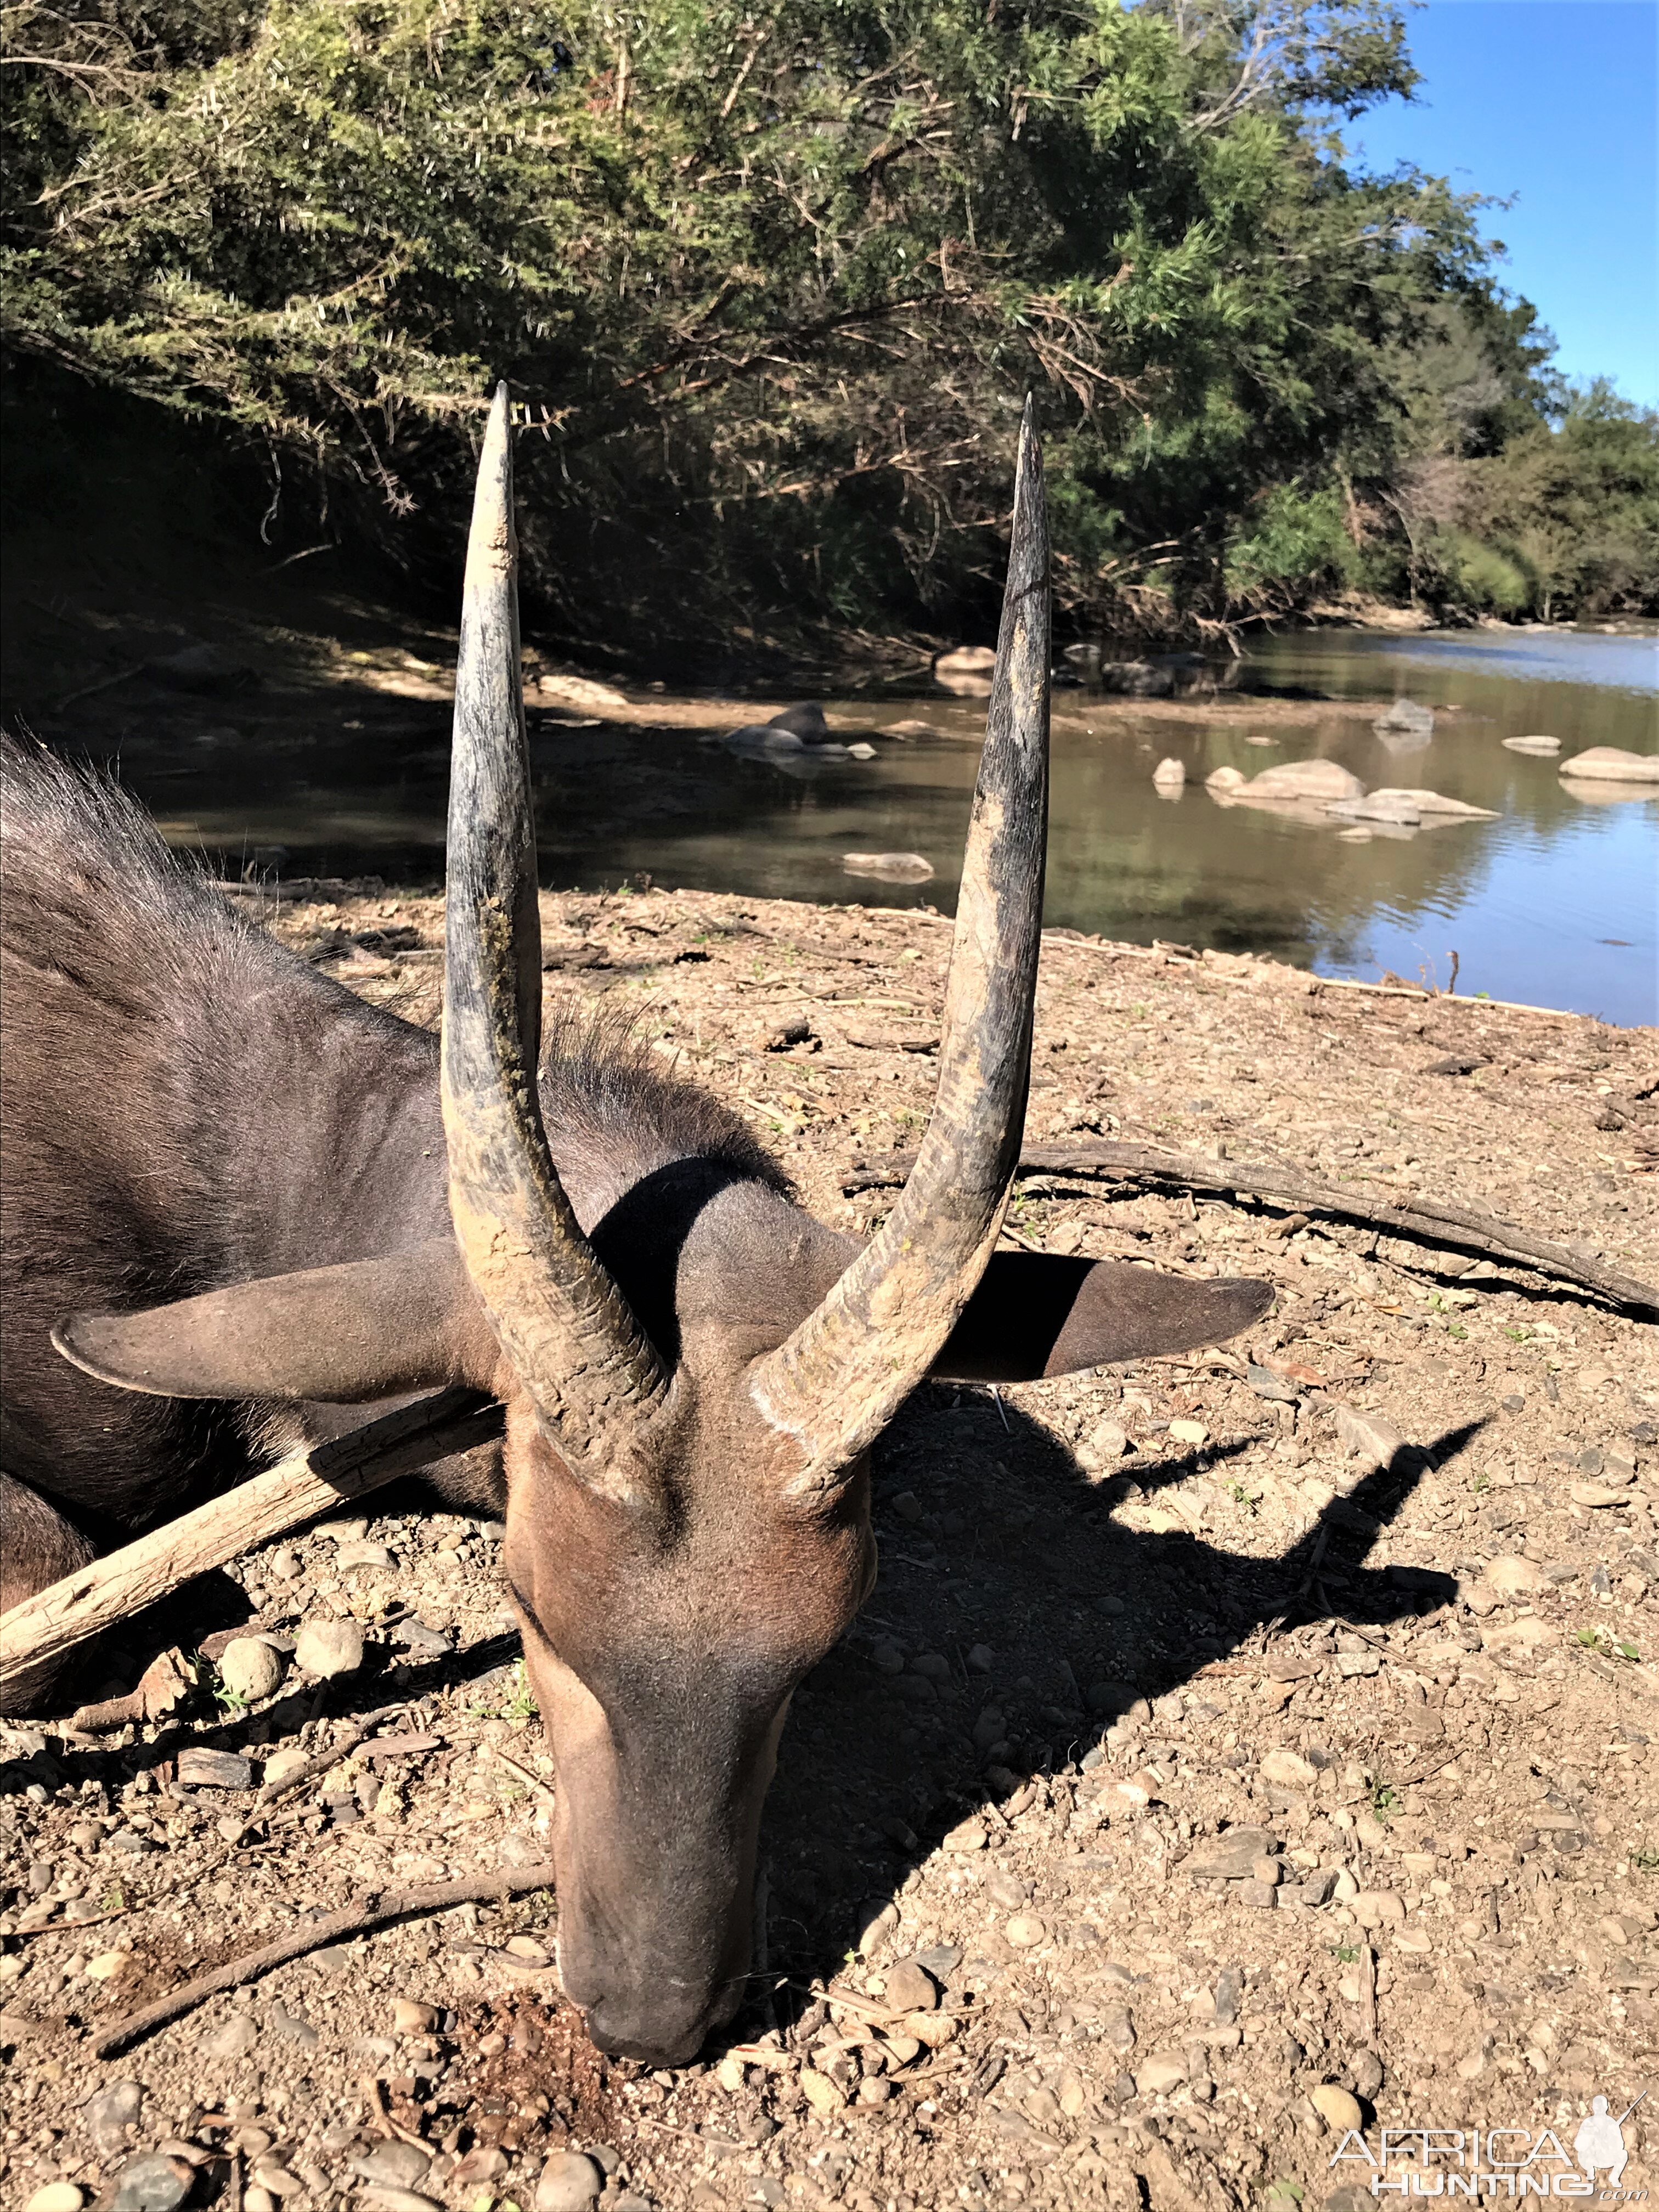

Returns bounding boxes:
[0,390,1271,2063]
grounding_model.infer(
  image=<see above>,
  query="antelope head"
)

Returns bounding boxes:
[55,388,1271,2063]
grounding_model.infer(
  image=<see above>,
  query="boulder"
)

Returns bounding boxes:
[1559,747,1659,783]
[1152,758,1186,791]
[1205,765,1246,793]
[1242,758,1365,802]
[934,646,996,676]
[537,672,629,710]
[1372,699,1434,738]
[1096,659,1175,698]
[1365,788,1498,819]
[841,851,934,881]
[1503,733,1561,755]
[1327,794,1422,826]
[726,703,838,753]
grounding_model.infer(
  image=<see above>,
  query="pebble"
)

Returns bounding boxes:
[269,2000,319,2046]
[351,2142,433,2190]
[294,1618,364,1677]
[1351,2050,1385,2099]
[202,2011,258,2059]
[1168,1418,1207,1446]
[1186,1827,1279,1880]
[881,1961,939,2013]
[1005,1915,1048,1949]
[392,1617,452,1655]
[392,1998,438,2035]
[1136,2054,1187,2096]
[86,1946,131,1979]
[1572,1482,1624,1509]
[799,2070,845,2117]
[87,2079,144,2157]
[261,1747,310,1791]
[943,1818,987,1854]
[244,2190,277,2212]
[1312,2084,1364,2132]
[534,2153,604,2211]
[857,2075,894,2104]
[335,1541,395,1570]
[1351,1889,1406,1929]
[1485,1554,1550,1595]
[1259,1750,1317,1790]
[177,1747,253,1791]
[105,1828,158,1855]
[358,2191,442,2212]
[218,1638,286,1703]
[1239,1881,1279,1910]
[103,2157,193,2212]
[25,2186,86,2212]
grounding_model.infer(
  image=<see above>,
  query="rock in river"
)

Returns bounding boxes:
[1560,746,1659,782]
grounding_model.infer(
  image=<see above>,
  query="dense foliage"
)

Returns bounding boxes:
[4,0,1653,647]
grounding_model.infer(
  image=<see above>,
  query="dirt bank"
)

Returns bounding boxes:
[2,887,1656,2212]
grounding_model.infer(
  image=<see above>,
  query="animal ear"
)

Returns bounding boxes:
[52,1241,495,1404]
[930,1253,1273,1383]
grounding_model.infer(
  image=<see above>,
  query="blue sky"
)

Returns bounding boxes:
[1348,0,1659,408]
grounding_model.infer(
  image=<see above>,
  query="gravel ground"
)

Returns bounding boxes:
[3,882,1656,2212]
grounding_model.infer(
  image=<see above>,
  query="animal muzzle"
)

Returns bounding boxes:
[555,1854,754,2067]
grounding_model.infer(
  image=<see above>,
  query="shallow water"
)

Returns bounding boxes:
[114,625,1657,1027]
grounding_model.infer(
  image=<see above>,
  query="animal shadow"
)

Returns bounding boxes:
[756,1387,1476,2008]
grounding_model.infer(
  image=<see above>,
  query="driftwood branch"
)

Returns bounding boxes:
[93,1861,557,2058]
[844,1141,1659,1321]
[0,1390,505,1692]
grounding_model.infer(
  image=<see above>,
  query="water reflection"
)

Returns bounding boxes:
[83,628,1658,1028]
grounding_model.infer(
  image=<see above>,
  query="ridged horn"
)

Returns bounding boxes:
[441,382,669,1470]
[749,398,1049,1491]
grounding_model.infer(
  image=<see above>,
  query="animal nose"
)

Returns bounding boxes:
[580,1990,713,2069]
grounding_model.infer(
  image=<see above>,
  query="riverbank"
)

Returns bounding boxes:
[3,882,1656,2212]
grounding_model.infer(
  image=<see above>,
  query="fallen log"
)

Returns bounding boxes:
[92,1860,556,2058]
[0,1389,505,1694]
[844,1139,1659,1321]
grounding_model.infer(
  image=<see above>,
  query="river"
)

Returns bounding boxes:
[114,624,1659,1028]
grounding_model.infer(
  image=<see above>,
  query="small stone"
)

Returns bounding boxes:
[261,1746,310,1792]
[104,2157,192,2212]
[1312,2084,1364,2132]
[715,2055,746,2093]
[1351,2050,1385,2100]
[1251,1856,1282,1886]
[351,2142,433,2190]
[25,2186,86,2212]
[1333,1404,1406,1468]
[882,1960,939,2012]
[943,1818,987,1853]
[105,1828,158,1855]
[1571,1482,1624,1509]
[1238,1881,1279,1910]
[244,2190,277,2212]
[1136,2054,1187,2096]
[454,2149,510,2186]
[203,2012,258,2059]
[1485,1555,1550,1595]
[1504,733,1561,754]
[335,1541,395,1570]
[177,1747,253,1791]
[1186,1827,1279,1880]
[1260,1750,1318,1790]
[857,2075,894,2104]
[218,1638,286,1703]
[905,2010,959,2047]
[392,1617,451,1655]
[799,2069,845,2117]
[1351,1889,1406,1929]
[294,1617,363,1677]
[87,2079,144,2157]
[269,2000,319,2046]
[535,2152,604,2211]
[392,1997,438,2035]
[1005,1915,1048,1949]
[251,2169,302,2199]
[359,2191,442,2212]
[966,1643,995,1672]
[504,1934,551,1963]
[86,1946,131,1979]
[1168,1419,1207,1447]
[267,1545,300,1579]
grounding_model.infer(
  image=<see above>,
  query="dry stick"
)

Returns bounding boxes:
[0,1390,505,1691]
[843,1140,1659,1321]
[93,1861,557,2059]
